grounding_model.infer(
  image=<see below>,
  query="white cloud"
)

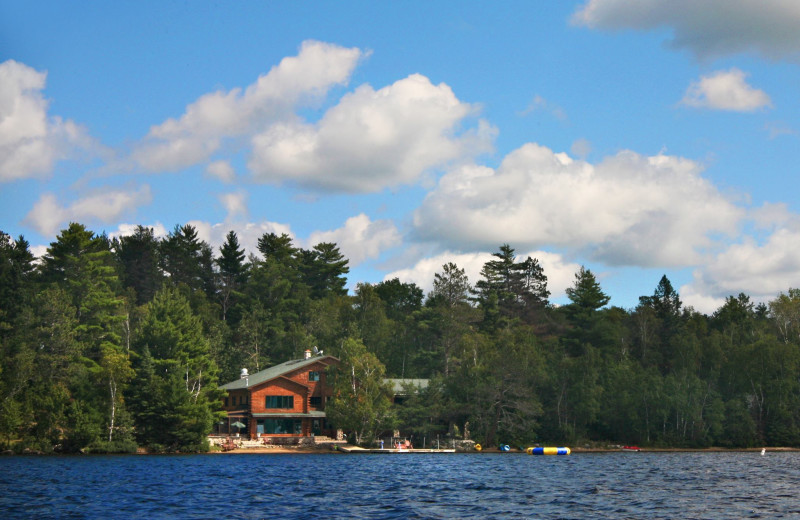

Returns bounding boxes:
[248,73,494,192]
[384,249,581,300]
[108,222,169,240]
[170,213,398,268]
[219,191,248,221]
[519,94,567,121]
[764,121,797,139]
[414,143,743,268]
[683,218,800,313]
[133,40,364,172]
[188,219,294,258]
[206,160,236,183]
[0,60,97,182]
[29,244,48,260]
[681,69,771,111]
[24,185,153,236]
[570,138,592,158]
[306,214,402,265]
[572,0,800,61]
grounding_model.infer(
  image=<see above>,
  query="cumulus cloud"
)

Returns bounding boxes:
[249,74,493,192]
[414,143,743,268]
[682,218,800,313]
[132,40,364,172]
[572,0,800,61]
[219,191,248,221]
[189,219,294,258]
[206,160,236,183]
[0,60,97,182]
[163,212,398,268]
[24,185,153,236]
[306,214,402,265]
[570,138,592,158]
[108,222,169,240]
[384,249,581,300]
[681,69,772,111]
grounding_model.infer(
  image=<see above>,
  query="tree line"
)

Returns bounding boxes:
[1,224,799,452]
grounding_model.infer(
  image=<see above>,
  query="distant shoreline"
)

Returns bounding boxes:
[5,445,797,456]
[211,445,800,455]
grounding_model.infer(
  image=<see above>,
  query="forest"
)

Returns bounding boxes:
[1,222,800,453]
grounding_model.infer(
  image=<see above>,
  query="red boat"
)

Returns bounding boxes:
[621,446,641,452]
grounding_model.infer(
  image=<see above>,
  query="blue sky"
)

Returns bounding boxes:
[2,0,800,313]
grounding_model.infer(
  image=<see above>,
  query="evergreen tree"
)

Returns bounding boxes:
[132,287,224,451]
[160,224,214,296]
[637,275,684,371]
[39,225,130,449]
[428,263,474,376]
[352,283,393,369]
[0,232,35,326]
[562,266,610,356]
[300,242,349,298]
[113,225,163,305]
[216,230,249,324]
[472,245,549,329]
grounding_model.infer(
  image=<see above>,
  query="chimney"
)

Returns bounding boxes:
[240,368,249,379]
[304,349,312,360]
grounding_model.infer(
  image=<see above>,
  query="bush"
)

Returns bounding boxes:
[87,439,139,454]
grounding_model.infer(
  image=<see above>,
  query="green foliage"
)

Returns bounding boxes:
[6,223,800,452]
[113,225,163,305]
[326,338,395,445]
[130,287,224,451]
[472,245,549,331]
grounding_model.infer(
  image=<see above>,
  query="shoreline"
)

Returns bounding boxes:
[212,445,800,455]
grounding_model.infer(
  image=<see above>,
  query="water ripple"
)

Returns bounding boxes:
[1,452,799,519]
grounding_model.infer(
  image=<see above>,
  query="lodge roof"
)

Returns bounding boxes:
[251,411,327,418]
[220,354,338,391]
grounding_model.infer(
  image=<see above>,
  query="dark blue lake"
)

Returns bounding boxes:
[1,451,798,519]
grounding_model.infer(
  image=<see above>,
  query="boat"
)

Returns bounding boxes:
[621,446,641,452]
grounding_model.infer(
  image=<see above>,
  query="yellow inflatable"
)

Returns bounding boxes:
[526,447,570,455]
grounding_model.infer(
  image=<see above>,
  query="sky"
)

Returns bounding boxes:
[2,0,800,314]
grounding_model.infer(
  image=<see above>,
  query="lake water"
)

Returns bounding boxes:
[1,451,798,519]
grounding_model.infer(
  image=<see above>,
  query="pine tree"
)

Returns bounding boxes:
[562,266,610,356]
[472,244,549,329]
[216,230,248,323]
[113,225,163,305]
[300,242,349,298]
[132,287,224,451]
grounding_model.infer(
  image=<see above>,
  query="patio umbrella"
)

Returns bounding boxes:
[231,421,246,432]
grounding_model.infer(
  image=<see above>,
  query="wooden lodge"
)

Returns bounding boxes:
[216,350,339,440]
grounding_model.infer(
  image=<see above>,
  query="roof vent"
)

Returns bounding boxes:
[304,349,312,360]
[240,368,249,379]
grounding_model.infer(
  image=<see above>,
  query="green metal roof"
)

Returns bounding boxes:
[251,411,327,418]
[220,355,337,390]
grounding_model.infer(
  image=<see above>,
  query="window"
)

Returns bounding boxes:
[265,395,294,409]
[310,396,322,408]
[224,397,229,407]
[257,419,302,435]
[309,371,320,382]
